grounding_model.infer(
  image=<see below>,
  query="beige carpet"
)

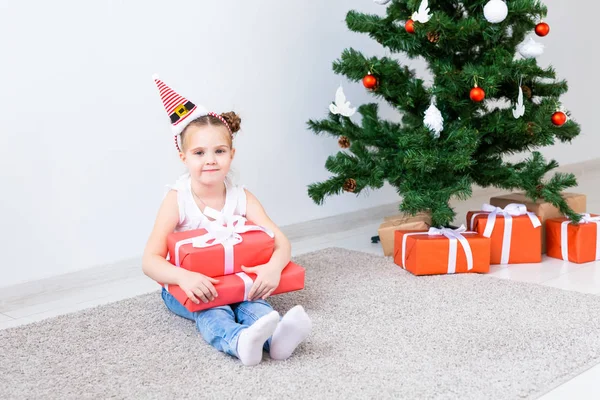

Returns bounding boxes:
[2,248,600,399]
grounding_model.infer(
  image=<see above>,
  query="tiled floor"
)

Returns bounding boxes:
[2,160,600,398]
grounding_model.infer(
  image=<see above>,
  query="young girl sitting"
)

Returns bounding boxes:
[142,75,312,366]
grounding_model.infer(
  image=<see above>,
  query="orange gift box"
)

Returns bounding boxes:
[546,214,600,264]
[163,261,306,312]
[489,192,586,253]
[167,218,275,278]
[393,227,490,276]
[466,205,542,265]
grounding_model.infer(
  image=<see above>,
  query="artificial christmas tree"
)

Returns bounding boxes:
[307,0,582,228]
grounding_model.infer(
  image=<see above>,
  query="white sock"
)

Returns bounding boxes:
[236,311,280,366]
[269,305,312,360]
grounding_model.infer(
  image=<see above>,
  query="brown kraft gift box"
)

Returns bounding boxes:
[489,192,586,253]
[378,212,432,256]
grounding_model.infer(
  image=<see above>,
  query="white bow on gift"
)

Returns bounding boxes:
[469,203,541,265]
[561,213,600,261]
[402,225,474,274]
[174,215,275,274]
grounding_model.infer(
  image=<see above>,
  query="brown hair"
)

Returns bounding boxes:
[180,112,242,151]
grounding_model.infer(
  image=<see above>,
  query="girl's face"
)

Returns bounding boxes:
[179,124,235,186]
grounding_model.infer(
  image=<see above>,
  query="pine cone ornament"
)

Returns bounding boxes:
[338,136,351,149]
[521,85,532,99]
[536,184,545,194]
[343,178,357,193]
[527,121,535,135]
[427,32,440,43]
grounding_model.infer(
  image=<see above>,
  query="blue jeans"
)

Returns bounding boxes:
[161,288,275,358]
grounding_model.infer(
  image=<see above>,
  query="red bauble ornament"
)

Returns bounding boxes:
[470,86,485,102]
[551,111,567,126]
[362,73,378,90]
[535,22,550,37]
[405,19,415,34]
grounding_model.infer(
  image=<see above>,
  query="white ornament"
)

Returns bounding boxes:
[412,0,432,23]
[484,0,508,23]
[518,36,544,58]
[329,85,356,117]
[424,100,443,138]
[373,0,392,4]
[512,86,525,119]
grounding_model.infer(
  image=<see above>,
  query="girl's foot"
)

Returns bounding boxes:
[237,311,279,366]
[270,305,312,360]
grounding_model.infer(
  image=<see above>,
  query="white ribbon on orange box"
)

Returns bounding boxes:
[468,203,541,265]
[401,225,475,274]
[173,215,275,274]
[560,213,600,261]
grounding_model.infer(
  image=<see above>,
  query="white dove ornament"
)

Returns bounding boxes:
[518,37,544,58]
[329,86,356,117]
[412,0,432,23]
[512,86,525,119]
[424,101,444,138]
[373,0,392,4]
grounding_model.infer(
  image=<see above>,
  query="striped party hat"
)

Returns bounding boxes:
[152,74,209,149]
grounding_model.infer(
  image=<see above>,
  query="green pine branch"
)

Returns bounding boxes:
[307,0,582,227]
[333,49,429,115]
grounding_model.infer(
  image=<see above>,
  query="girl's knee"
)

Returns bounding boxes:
[162,289,195,321]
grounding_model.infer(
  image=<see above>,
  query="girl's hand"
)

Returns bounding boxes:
[241,263,282,301]
[178,270,220,304]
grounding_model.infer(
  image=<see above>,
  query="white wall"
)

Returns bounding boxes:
[0,0,597,287]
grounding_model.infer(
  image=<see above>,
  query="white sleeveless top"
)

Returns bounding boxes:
[165,173,247,232]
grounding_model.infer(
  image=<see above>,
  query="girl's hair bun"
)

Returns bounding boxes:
[220,111,241,133]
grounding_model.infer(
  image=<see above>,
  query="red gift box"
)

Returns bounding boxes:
[167,217,275,278]
[163,261,306,312]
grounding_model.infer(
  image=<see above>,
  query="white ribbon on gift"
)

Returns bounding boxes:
[560,213,600,261]
[468,203,541,265]
[236,272,254,301]
[401,225,475,274]
[173,215,275,275]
